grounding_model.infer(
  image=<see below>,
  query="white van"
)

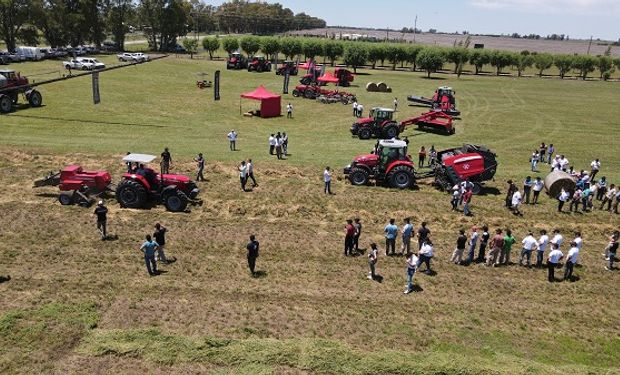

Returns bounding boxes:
[15,46,43,61]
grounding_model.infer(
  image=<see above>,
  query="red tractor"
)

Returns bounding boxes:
[407,86,460,117]
[0,69,43,113]
[344,142,498,194]
[247,56,271,72]
[226,52,247,70]
[334,68,354,87]
[292,84,327,99]
[275,61,298,76]
[34,154,202,212]
[350,107,454,139]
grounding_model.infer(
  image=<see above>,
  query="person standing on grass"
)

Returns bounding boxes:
[401,217,414,255]
[353,218,362,253]
[466,226,479,265]
[605,231,619,271]
[417,222,431,250]
[581,186,592,212]
[590,158,601,181]
[384,218,398,256]
[462,187,473,216]
[194,153,205,182]
[275,134,283,160]
[238,160,248,192]
[547,243,563,282]
[368,243,379,280]
[394,97,398,111]
[487,229,504,266]
[564,241,580,281]
[246,159,258,188]
[268,134,276,155]
[352,100,358,117]
[153,223,168,263]
[523,176,533,204]
[532,177,544,204]
[537,229,550,268]
[429,145,437,168]
[569,187,582,213]
[539,142,547,164]
[506,180,517,209]
[451,185,460,211]
[595,177,607,201]
[282,132,289,156]
[286,102,293,118]
[357,103,364,118]
[323,166,332,195]
[139,234,159,276]
[600,184,616,211]
[558,188,570,212]
[418,146,426,168]
[94,200,108,240]
[498,229,516,266]
[246,234,259,276]
[547,144,555,164]
[160,147,172,174]
[404,250,419,294]
[558,155,569,172]
[417,238,434,274]
[477,226,490,263]
[451,229,467,265]
[530,151,539,172]
[227,130,237,151]
[344,219,355,256]
[519,231,538,267]
[511,188,523,216]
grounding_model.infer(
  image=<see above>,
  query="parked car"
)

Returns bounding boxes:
[163,43,186,53]
[117,52,135,62]
[62,57,105,70]
[131,52,149,62]
[15,46,43,61]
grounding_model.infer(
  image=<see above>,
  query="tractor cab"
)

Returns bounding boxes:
[375,139,409,167]
[369,107,394,122]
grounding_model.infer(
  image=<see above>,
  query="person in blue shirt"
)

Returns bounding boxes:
[400,217,414,255]
[139,234,160,276]
[384,218,398,256]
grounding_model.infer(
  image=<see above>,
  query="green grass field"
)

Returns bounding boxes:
[0,55,619,374]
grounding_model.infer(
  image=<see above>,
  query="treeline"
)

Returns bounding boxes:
[0,0,325,52]
[202,36,620,80]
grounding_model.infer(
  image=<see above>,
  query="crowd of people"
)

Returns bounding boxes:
[268,132,289,160]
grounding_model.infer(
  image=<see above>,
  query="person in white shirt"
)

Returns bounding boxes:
[404,251,419,294]
[511,189,523,216]
[274,134,283,160]
[451,185,460,211]
[247,158,258,187]
[558,155,569,172]
[286,102,293,118]
[537,229,549,268]
[417,238,434,274]
[558,188,570,212]
[564,242,580,281]
[573,232,583,251]
[467,227,479,265]
[600,183,616,211]
[238,160,248,191]
[590,158,601,180]
[520,231,538,267]
[357,103,364,118]
[323,166,332,194]
[368,243,379,280]
[227,130,237,151]
[530,151,539,172]
[352,101,358,117]
[551,155,561,172]
[547,244,564,282]
[268,134,276,155]
[282,132,289,156]
[532,177,544,204]
[551,229,563,249]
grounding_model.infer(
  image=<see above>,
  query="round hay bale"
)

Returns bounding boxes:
[366,82,378,92]
[544,171,576,197]
[377,82,388,92]
[386,86,392,93]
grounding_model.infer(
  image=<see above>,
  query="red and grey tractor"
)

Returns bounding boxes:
[344,142,498,194]
[275,61,298,76]
[334,68,354,87]
[407,86,460,117]
[350,107,455,140]
[226,52,247,70]
[0,69,43,113]
[34,154,202,212]
[247,56,271,72]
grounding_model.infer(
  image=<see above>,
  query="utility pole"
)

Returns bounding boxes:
[413,15,417,43]
[586,35,593,55]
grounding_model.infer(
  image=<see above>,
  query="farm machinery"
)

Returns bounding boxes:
[300,67,354,86]
[407,86,460,117]
[34,154,202,212]
[0,69,43,113]
[247,56,271,72]
[275,61,298,76]
[226,52,247,70]
[292,84,356,104]
[350,107,455,139]
[343,140,497,193]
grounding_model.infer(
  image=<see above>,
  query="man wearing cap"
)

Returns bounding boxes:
[227,130,237,151]
[94,200,108,240]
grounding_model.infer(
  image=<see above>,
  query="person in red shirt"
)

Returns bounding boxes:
[462,188,473,216]
[418,146,427,168]
[486,229,504,266]
[344,219,356,256]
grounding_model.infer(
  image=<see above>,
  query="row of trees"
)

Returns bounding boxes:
[199,36,620,80]
[0,0,325,52]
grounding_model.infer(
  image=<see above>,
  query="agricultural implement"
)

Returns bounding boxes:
[292,84,356,103]
[247,56,271,72]
[275,61,298,76]
[226,52,247,70]
[407,86,460,117]
[0,69,42,113]
[343,140,497,194]
[350,107,455,139]
[34,153,202,212]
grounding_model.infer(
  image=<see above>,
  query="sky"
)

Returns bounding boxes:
[206,0,620,41]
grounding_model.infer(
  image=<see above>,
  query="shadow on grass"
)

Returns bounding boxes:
[371,274,383,283]
[0,275,10,283]
[252,270,267,278]
[8,113,167,128]
[411,284,424,292]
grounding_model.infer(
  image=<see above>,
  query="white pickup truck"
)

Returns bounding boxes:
[117,52,150,62]
[63,57,105,70]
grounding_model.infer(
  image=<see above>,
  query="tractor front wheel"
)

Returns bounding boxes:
[0,94,12,113]
[163,190,188,212]
[348,167,370,186]
[387,165,414,189]
[27,90,42,107]
[116,179,148,209]
[358,127,372,140]
[292,89,300,97]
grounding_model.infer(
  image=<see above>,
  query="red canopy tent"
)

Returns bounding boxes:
[317,72,340,84]
[240,85,281,118]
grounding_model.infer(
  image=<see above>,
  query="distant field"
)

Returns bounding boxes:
[0,56,619,374]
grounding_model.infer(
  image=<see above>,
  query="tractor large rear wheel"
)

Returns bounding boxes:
[163,190,188,212]
[27,90,42,107]
[0,94,12,113]
[304,89,315,99]
[348,167,370,186]
[116,179,148,209]
[358,127,372,140]
[387,165,414,189]
[383,124,399,139]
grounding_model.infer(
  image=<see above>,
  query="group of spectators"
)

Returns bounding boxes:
[268,132,289,160]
